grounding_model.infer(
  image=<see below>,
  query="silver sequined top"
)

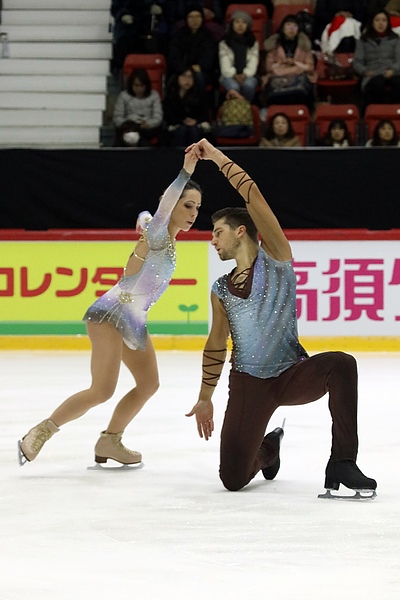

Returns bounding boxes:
[212,247,308,378]
[83,169,191,350]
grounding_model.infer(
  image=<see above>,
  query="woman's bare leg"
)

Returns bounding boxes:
[18,322,124,464]
[49,322,123,427]
[105,334,160,434]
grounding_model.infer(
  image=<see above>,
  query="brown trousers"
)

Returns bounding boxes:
[220,351,358,491]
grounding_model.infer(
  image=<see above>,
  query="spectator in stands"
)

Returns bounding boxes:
[317,118,354,146]
[259,112,302,146]
[365,118,400,145]
[113,67,163,147]
[261,14,316,109]
[353,10,400,109]
[167,1,225,42]
[219,10,260,102]
[162,67,212,146]
[167,5,218,93]
[110,1,169,72]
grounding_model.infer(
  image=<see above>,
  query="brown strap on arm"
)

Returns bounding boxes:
[201,348,227,387]
[219,161,255,205]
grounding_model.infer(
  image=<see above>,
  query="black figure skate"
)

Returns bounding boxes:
[262,418,285,480]
[318,458,377,500]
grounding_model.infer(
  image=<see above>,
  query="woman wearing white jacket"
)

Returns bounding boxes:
[219,10,259,102]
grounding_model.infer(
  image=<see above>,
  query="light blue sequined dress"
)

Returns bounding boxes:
[83,169,190,350]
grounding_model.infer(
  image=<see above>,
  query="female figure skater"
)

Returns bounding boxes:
[18,149,201,467]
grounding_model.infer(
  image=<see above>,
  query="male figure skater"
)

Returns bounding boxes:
[186,138,377,500]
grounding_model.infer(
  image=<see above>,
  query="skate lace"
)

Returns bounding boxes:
[31,425,53,452]
[116,439,139,457]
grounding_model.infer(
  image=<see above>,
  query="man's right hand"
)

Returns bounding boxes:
[185,400,214,440]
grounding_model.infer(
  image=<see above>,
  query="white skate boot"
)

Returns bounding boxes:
[18,419,60,465]
[94,431,142,468]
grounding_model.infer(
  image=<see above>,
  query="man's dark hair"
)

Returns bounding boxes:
[212,207,258,243]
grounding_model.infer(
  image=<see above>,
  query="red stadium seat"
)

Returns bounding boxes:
[364,104,400,139]
[265,104,310,145]
[271,3,314,34]
[122,53,166,97]
[314,103,360,144]
[316,53,359,103]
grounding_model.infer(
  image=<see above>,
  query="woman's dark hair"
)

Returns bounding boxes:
[182,179,202,197]
[278,14,299,44]
[160,179,202,203]
[211,207,258,243]
[323,118,353,145]
[361,10,395,40]
[371,119,399,146]
[264,112,296,140]
[164,67,205,119]
[225,18,256,48]
[166,67,199,96]
[126,67,152,97]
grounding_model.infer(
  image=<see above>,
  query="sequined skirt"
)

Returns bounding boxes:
[82,286,147,351]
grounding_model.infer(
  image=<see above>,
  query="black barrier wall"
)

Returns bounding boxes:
[1,147,399,231]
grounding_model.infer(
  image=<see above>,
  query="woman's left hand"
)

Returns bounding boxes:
[183,148,199,175]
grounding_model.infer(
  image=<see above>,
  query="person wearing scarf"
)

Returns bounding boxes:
[219,10,259,102]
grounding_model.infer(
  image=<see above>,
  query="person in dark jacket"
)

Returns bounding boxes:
[110,0,169,70]
[162,67,211,146]
[167,5,218,92]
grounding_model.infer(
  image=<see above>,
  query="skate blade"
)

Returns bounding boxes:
[87,460,144,471]
[17,440,28,466]
[318,489,377,501]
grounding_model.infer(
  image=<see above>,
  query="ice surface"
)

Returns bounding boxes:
[1,350,399,600]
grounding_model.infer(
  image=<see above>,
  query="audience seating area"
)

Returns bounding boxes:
[1,2,400,148]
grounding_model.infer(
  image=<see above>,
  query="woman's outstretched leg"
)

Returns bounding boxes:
[18,322,123,464]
